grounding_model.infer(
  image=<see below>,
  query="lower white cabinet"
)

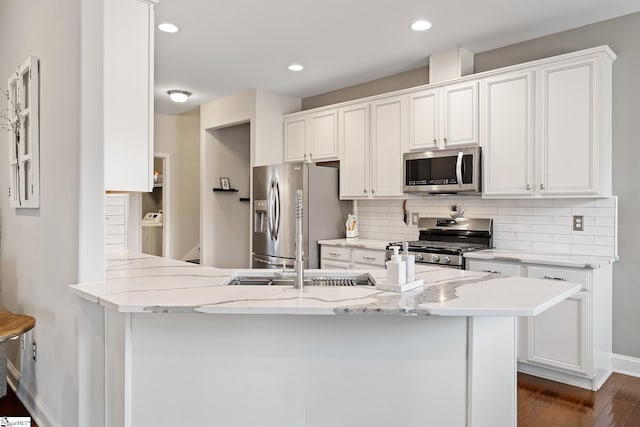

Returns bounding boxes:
[105,193,129,254]
[320,245,386,270]
[466,258,612,390]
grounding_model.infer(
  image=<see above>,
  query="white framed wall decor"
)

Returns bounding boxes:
[6,56,40,208]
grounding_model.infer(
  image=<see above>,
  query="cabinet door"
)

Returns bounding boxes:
[308,110,339,161]
[352,249,386,268]
[442,81,478,147]
[339,104,370,199]
[465,259,520,276]
[370,96,406,198]
[283,117,306,162]
[482,72,535,197]
[526,291,591,376]
[408,89,439,150]
[104,0,154,192]
[538,59,598,195]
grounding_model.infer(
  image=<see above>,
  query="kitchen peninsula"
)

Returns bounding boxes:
[70,253,580,427]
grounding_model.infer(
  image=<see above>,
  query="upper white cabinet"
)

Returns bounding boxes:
[339,96,407,199]
[104,0,155,192]
[481,71,535,197]
[482,47,614,198]
[409,81,479,150]
[284,110,339,163]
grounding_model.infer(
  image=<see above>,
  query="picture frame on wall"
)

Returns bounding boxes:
[220,177,230,190]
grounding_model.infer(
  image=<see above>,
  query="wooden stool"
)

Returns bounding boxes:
[0,307,35,398]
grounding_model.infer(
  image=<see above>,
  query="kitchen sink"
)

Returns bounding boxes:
[226,270,376,287]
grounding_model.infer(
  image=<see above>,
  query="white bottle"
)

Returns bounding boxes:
[401,242,415,283]
[386,246,406,285]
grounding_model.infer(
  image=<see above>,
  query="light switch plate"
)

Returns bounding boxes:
[412,212,420,225]
[573,215,584,231]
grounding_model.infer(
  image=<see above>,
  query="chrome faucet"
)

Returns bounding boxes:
[294,189,304,289]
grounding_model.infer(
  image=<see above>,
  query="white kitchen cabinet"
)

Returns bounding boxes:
[537,54,612,196]
[466,258,612,389]
[370,96,407,197]
[409,81,478,150]
[105,193,129,254]
[284,110,339,163]
[104,0,155,192]
[339,96,406,200]
[320,245,386,269]
[339,103,369,199]
[481,47,614,198]
[481,71,535,197]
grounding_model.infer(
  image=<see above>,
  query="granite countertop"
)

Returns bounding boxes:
[317,238,390,251]
[69,252,580,317]
[464,249,618,269]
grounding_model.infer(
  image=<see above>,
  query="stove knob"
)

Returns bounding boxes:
[416,254,424,261]
[442,256,451,264]
[431,255,440,263]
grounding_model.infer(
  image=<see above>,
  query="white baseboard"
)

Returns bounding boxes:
[7,360,55,427]
[613,353,640,378]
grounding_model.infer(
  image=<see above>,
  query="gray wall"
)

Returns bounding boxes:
[302,12,640,359]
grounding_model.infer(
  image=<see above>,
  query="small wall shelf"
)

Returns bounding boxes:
[212,188,238,192]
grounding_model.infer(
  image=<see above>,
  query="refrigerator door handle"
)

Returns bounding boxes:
[269,176,280,241]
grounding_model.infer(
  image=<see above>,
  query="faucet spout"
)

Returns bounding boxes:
[295,189,304,289]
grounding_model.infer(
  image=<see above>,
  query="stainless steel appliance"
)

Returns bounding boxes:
[403,146,481,194]
[387,217,492,269]
[252,163,350,269]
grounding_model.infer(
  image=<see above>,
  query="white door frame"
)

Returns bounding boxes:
[155,152,170,258]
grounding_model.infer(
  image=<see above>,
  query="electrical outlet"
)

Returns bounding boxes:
[573,215,584,231]
[412,212,420,225]
[32,341,37,362]
[21,335,25,350]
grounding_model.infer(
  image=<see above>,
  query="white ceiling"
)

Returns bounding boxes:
[154,0,640,115]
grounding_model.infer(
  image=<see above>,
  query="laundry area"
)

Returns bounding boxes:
[141,156,165,256]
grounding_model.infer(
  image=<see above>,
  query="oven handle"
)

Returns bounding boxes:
[456,151,463,186]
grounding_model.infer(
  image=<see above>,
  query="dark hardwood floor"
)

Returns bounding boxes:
[0,372,638,426]
[518,372,640,427]
[0,386,38,427]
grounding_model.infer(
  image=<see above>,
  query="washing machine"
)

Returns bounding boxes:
[142,212,163,256]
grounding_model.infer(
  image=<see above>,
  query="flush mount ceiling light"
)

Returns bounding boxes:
[411,20,432,31]
[158,22,180,33]
[167,90,191,103]
[288,64,304,71]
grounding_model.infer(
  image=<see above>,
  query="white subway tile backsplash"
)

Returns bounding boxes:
[356,197,616,258]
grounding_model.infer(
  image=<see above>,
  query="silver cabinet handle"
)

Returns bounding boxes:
[371,189,375,194]
[540,184,545,190]
[482,269,501,274]
[364,189,368,194]
[456,151,463,187]
[526,184,531,190]
[362,256,376,261]
[329,252,341,257]
[433,138,437,144]
[543,275,567,281]
[444,137,448,144]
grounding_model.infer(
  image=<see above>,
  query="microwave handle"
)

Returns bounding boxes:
[456,151,463,186]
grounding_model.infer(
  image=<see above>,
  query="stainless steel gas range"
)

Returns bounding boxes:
[386,217,493,269]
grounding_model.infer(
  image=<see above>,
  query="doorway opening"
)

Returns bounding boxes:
[142,154,169,257]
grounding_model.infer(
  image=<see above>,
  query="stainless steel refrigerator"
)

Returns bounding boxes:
[252,162,350,269]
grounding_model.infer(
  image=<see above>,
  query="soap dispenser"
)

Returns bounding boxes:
[386,246,406,285]
[402,242,415,282]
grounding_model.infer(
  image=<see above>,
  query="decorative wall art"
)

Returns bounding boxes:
[1,56,40,208]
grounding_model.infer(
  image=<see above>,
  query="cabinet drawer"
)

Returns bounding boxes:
[105,194,127,206]
[105,215,125,226]
[352,249,386,267]
[466,259,520,276]
[105,234,125,244]
[321,246,351,262]
[105,205,125,216]
[106,224,126,236]
[321,260,351,270]
[525,265,590,292]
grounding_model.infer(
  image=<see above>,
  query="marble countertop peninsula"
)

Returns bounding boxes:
[69,252,580,317]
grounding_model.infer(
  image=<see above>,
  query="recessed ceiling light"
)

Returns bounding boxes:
[288,64,304,72]
[411,20,432,31]
[158,22,179,33]
[167,90,191,103]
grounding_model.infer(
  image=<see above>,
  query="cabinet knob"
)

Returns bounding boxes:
[540,184,545,190]
[371,189,375,194]
[364,189,368,194]
[526,184,531,190]
[444,137,448,143]
[433,138,437,144]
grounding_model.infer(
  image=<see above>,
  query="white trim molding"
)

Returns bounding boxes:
[7,360,54,427]
[613,353,640,378]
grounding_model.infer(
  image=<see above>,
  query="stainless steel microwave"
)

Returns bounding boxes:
[403,146,481,194]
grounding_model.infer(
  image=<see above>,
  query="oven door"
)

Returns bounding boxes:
[404,146,481,194]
